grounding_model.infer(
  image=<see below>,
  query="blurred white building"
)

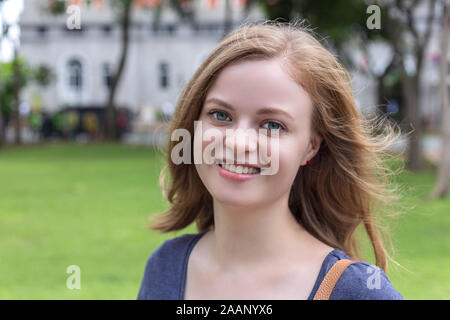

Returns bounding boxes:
[18,0,393,126]
[19,0,264,119]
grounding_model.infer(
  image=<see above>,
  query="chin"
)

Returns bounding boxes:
[210,188,265,207]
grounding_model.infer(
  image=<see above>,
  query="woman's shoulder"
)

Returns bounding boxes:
[140,230,205,274]
[325,249,404,300]
[137,231,206,300]
[149,232,204,260]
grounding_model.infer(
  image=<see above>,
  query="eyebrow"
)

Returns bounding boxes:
[204,97,295,122]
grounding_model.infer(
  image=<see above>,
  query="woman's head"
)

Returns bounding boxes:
[194,57,322,210]
[150,20,403,272]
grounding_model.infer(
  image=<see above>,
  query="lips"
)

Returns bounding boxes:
[215,163,260,182]
[215,159,261,169]
[219,162,260,174]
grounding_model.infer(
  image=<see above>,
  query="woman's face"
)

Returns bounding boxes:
[194,58,322,208]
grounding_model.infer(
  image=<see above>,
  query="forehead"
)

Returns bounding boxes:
[205,58,313,120]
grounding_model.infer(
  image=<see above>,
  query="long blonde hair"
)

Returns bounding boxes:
[148,20,404,272]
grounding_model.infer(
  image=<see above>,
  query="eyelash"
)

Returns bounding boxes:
[207,110,287,131]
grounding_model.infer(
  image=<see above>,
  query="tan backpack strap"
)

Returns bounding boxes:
[313,259,354,300]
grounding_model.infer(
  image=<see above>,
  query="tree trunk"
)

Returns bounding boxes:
[429,1,450,198]
[382,0,437,172]
[105,3,132,141]
[376,75,386,113]
[12,48,21,145]
[0,111,4,147]
[375,58,395,112]
[403,74,423,170]
[223,0,233,38]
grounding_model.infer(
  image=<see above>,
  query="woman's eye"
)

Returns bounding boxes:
[208,111,286,132]
[208,110,231,121]
[262,121,285,131]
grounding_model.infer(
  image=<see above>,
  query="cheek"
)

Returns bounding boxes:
[196,126,226,164]
[274,138,304,179]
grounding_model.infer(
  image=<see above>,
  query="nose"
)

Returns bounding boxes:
[223,124,258,162]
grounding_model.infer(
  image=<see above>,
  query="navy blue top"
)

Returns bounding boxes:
[137,230,403,300]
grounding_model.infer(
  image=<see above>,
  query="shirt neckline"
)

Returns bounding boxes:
[180,230,340,300]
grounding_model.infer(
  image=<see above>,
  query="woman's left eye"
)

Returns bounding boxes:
[262,121,285,131]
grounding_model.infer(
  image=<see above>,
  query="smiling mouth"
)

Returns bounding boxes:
[217,162,261,175]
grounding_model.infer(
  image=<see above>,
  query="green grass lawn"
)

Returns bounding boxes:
[0,142,448,299]
[381,158,450,299]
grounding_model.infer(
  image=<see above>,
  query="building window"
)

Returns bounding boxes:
[102,24,112,34]
[37,25,48,36]
[159,62,169,89]
[103,63,113,89]
[67,58,83,91]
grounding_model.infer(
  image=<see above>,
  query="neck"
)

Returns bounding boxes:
[209,194,312,272]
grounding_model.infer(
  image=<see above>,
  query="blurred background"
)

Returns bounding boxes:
[0,0,449,299]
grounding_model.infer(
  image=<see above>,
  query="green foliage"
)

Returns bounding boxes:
[33,65,55,87]
[65,110,80,131]
[257,0,368,44]
[109,0,134,22]
[46,0,103,15]
[0,57,29,115]
[168,0,195,23]
[0,79,14,115]
[47,0,67,14]
[51,112,64,133]
[29,111,43,131]
[46,0,97,15]
[0,57,54,116]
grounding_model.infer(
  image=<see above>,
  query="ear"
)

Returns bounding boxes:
[303,132,323,164]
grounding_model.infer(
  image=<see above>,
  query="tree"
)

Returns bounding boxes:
[245,0,369,66]
[46,0,196,141]
[1,0,53,146]
[0,0,9,146]
[429,0,450,198]
[10,47,22,145]
[243,0,400,110]
[381,0,439,171]
[0,55,54,145]
[0,20,29,146]
[104,0,133,141]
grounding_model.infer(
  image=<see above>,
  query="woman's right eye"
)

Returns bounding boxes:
[208,110,231,122]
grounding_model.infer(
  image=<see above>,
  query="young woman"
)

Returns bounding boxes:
[137,21,404,300]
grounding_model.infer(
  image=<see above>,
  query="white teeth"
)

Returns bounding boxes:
[220,163,259,175]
